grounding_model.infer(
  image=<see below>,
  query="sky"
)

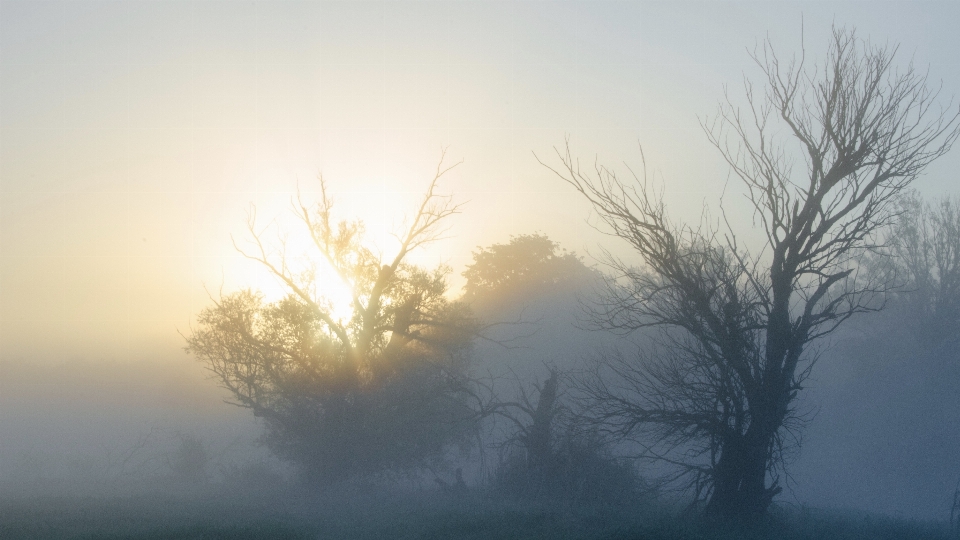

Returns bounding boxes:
[1,0,959,363]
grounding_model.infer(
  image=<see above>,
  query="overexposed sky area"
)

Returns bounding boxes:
[2,1,959,361]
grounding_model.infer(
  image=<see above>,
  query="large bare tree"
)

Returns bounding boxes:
[541,27,960,519]
[185,154,483,483]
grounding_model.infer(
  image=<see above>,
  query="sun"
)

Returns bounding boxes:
[315,264,356,323]
[239,258,356,324]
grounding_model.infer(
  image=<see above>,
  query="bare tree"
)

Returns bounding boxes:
[495,370,561,480]
[541,27,960,519]
[185,153,484,483]
[885,192,960,347]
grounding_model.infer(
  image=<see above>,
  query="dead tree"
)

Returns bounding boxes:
[518,370,560,476]
[542,27,960,519]
[493,370,561,492]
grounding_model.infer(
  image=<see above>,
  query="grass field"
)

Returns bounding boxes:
[0,488,954,540]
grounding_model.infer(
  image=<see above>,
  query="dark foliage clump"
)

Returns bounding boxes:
[494,429,642,505]
[462,233,595,315]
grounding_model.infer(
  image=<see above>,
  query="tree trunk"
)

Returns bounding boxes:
[704,413,782,520]
[526,371,558,475]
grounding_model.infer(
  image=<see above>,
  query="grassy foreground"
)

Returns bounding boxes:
[0,489,953,540]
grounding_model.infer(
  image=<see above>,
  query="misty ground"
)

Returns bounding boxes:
[0,485,953,540]
[2,276,958,538]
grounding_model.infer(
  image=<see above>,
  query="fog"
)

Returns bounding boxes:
[3,276,957,523]
[3,1,960,537]
[790,307,960,520]
[0,354,277,497]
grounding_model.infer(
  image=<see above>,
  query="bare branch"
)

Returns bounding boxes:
[549,26,959,520]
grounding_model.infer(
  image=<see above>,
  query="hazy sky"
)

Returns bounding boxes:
[2,0,959,362]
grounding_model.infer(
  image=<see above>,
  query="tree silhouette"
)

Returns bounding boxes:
[542,27,960,519]
[492,369,641,502]
[185,155,483,484]
[462,234,592,308]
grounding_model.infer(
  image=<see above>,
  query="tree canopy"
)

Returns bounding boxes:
[462,234,593,311]
[185,159,482,484]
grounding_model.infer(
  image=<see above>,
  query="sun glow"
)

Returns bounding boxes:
[315,265,357,324]
[237,256,357,325]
